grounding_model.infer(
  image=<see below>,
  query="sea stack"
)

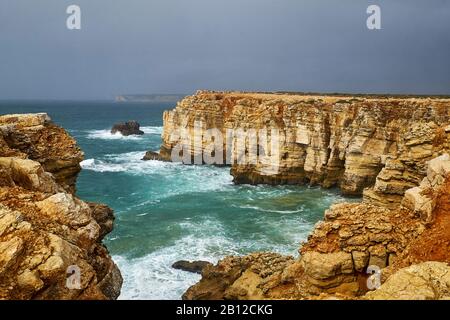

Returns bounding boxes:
[111,120,144,136]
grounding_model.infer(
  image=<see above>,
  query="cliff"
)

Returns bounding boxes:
[0,113,122,300]
[161,91,449,202]
[158,91,450,300]
[184,154,450,300]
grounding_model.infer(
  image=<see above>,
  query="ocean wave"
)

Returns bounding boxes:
[80,152,233,196]
[85,126,162,140]
[141,126,163,135]
[112,216,311,300]
[86,129,144,140]
[231,204,305,214]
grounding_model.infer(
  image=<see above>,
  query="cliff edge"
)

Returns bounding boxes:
[158,91,449,300]
[161,91,449,204]
[0,113,122,300]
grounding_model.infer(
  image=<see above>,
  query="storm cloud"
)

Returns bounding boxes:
[0,0,449,99]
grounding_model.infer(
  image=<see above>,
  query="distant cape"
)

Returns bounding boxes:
[115,94,187,103]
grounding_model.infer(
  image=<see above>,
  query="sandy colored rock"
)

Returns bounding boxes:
[0,113,122,300]
[184,154,450,300]
[161,91,449,201]
[365,262,450,300]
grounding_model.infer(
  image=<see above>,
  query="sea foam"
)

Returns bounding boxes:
[86,126,162,140]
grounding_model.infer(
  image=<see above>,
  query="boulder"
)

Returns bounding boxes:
[172,260,212,274]
[142,151,165,161]
[111,121,144,136]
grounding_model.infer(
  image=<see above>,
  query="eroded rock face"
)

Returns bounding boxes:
[184,154,450,300]
[0,113,84,194]
[172,260,212,274]
[0,114,122,300]
[111,121,144,136]
[364,262,450,300]
[161,91,449,198]
[183,253,295,300]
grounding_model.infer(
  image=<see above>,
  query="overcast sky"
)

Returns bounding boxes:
[0,0,449,100]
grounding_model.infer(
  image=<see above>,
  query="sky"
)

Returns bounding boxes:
[0,0,449,100]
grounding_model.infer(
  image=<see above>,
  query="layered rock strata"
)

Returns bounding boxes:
[161,91,450,300]
[161,91,449,200]
[0,113,122,300]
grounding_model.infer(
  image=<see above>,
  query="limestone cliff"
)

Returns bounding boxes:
[167,91,450,300]
[161,91,449,201]
[0,113,122,300]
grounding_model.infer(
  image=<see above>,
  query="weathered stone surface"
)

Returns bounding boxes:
[401,153,450,223]
[365,262,450,300]
[0,113,84,194]
[111,121,144,136]
[0,113,122,300]
[183,253,295,300]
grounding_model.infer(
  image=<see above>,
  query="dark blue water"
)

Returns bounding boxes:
[0,101,350,299]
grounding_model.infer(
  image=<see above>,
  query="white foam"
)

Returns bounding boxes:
[232,204,305,214]
[85,126,163,140]
[81,152,233,197]
[86,129,143,140]
[113,217,311,300]
[141,126,163,135]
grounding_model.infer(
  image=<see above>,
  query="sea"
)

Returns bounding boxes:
[0,100,352,299]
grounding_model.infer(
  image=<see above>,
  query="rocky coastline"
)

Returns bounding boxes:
[0,113,122,299]
[1,90,449,300]
[160,91,450,300]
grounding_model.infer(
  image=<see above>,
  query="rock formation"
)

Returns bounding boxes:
[111,121,144,136]
[165,91,450,300]
[0,113,122,300]
[161,91,449,199]
[172,260,213,274]
[184,154,450,300]
[142,151,165,161]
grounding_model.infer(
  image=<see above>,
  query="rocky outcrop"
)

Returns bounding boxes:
[0,113,83,194]
[183,253,295,300]
[161,91,449,199]
[364,262,450,300]
[0,113,122,300]
[184,154,450,300]
[172,260,213,274]
[142,151,165,161]
[111,121,144,136]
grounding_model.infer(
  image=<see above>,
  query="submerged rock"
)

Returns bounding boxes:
[142,151,165,161]
[172,260,212,274]
[111,121,144,136]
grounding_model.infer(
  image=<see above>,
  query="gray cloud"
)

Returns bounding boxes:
[0,0,449,99]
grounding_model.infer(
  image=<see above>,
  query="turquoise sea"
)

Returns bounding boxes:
[0,101,352,299]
